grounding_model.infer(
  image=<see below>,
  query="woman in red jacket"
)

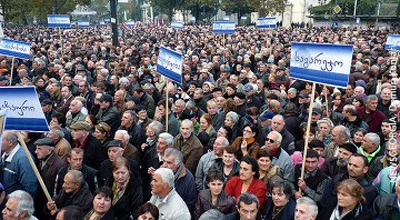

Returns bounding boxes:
[224,156,267,208]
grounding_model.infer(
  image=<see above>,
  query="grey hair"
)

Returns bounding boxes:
[8,190,35,218]
[68,170,84,185]
[164,148,183,165]
[296,196,318,216]
[365,132,381,147]
[158,132,174,147]
[50,125,64,138]
[237,192,259,209]
[269,131,282,144]
[226,111,239,124]
[198,209,226,220]
[115,130,130,141]
[186,100,196,109]
[4,131,18,144]
[71,99,83,109]
[148,121,164,136]
[336,125,351,140]
[181,119,193,129]
[154,168,175,189]
[366,94,378,103]
[355,86,365,94]
[175,99,186,107]
[216,136,229,147]
[119,77,129,85]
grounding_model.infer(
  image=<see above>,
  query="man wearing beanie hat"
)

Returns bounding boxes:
[321,142,358,178]
[34,138,66,219]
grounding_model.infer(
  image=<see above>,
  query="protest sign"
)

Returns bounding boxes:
[386,35,400,50]
[0,87,49,132]
[171,22,184,29]
[290,42,353,88]
[213,21,235,34]
[157,47,183,84]
[47,14,71,28]
[78,20,90,28]
[0,39,31,59]
[257,17,276,29]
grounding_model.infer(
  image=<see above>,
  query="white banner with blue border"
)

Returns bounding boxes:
[157,47,183,84]
[126,21,135,27]
[78,20,90,28]
[0,87,49,132]
[213,21,235,34]
[47,14,70,28]
[290,42,352,88]
[0,39,31,59]
[171,22,184,29]
[385,35,400,50]
[257,17,276,29]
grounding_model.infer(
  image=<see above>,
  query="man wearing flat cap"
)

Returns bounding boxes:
[34,138,66,219]
[70,121,106,170]
[95,93,121,136]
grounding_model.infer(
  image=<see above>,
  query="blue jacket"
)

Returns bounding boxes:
[175,167,198,210]
[1,145,38,198]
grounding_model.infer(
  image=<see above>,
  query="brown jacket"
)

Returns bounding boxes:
[232,137,260,161]
[55,137,72,161]
[174,134,204,174]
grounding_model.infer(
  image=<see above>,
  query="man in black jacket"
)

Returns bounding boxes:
[225,192,262,220]
[119,110,146,148]
[95,93,121,136]
[70,121,107,170]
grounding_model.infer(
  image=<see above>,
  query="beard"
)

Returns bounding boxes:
[337,158,348,168]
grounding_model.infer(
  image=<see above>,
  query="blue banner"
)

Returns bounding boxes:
[47,14,70,28]
[100,21,106,26]
[171,22,184,29]
[0,87,49,132]
[0,39,31,59]
[290,42,353,88]
[78,20,90,28]
[386,35,400,50]
[213,21,235,34]
[157,47,183,84]
[257,17,276,29]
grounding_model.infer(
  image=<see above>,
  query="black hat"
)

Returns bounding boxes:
[277,67,285,71]
[107,140,123,149]
[234,92,246,100]
[212,88,222,93]
[34,138,55,147]
[339,142,358,154]
[243,63,252,68]
[312,107,322,115]
[98,94,113,103]
[299,92,309,99]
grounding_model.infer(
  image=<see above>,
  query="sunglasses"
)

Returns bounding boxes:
[266,138,275,144]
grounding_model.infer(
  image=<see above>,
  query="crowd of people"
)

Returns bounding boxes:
[1,23,400,220]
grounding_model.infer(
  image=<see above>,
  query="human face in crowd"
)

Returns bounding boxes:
[238,201,258,220]
[217,127,228,138]
[99,100,110,110]
[151,173,165,195]
[331,127,345,144]
[207,103,218,115]
[223,150,235,167]
[156,138,168,155]
[365,97,378,111]
[61,87,70,99]
[381,88,391,101]
[295,203,316,220]
[381,122,391,136]
[353,131,364,144]
[69,101,80,114]
[161,154,180,173]
[138,212,156,220]
[174,101,185,114]
[2,198,24,220]
[193,90,202,99]
[94,129,106,141]
[121,112,133,128]
[216,97,226,108]
[337,148,352,168]
[113,165,130,184]
[361,135,377,153]
[55,210,65,220]
[265,133,280,154]
[271,116,284,132]
[305,157,319,173]
[180,121,193,139]
[35,145,52,160]
[243,126,256,139]
[157,104,166,117]
[337,189,358,211]
[62,173,80,193]
[213,138,225,156]
[208,179,224,197]
[200,117,209,130]
[68,151,84,170]
[272,187,289,208]
[108,146,123,162]
[71,129,87,142]
[347,156,368,179]
[257,156,272,173]
[224,116,234,127]
[225,86,235,96]
[93,193,112,215]
[239,161,255,182]
[317,122,331,136]
[312,147,324,156]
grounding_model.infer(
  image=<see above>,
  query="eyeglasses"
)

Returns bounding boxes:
[266,138,275,144]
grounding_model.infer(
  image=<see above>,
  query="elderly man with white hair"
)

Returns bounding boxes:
[295,197,318,220]
[2,190,38,220]
[149,168,191,220]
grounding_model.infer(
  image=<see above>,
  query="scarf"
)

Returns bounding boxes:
[112,180,128,205]
[329,202,362,220]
